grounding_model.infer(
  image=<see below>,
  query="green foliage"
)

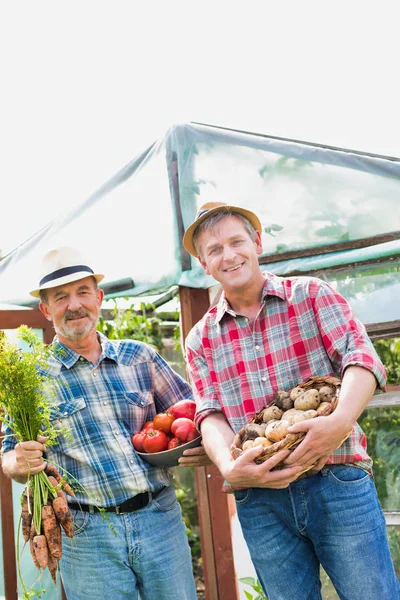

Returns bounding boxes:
[173,468,202,578]
[372,338,400,384]
[97,301,163,351]
[239,577,268,600]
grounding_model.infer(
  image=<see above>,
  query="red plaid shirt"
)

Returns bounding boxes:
[185,273,386,472]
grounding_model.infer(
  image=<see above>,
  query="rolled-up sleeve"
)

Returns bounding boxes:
[311,280,386,390]
[185,326,224,428]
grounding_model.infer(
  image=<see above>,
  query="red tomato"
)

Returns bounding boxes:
[142,421,155,431]
[170,417,200,442]
[168,437,182,450]
[131,431,147,452]
[143,429,169,453]
[169,400,197,421]
[153,412,175,434]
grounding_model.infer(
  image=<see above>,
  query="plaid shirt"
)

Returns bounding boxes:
[1,332,193,506]
[185,273,386,473]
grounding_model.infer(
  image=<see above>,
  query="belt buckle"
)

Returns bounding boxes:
[115,505,125,515]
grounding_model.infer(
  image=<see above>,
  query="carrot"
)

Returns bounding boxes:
[52,496,71,523]
[21,492,32,542]
[45,463,76,497]
[60,518,74,539]
[41,505,62,560]
[29,524,40,569]
[33,534,48,570]
[47,553,59,585]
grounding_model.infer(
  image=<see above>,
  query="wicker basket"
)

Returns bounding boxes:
[230,375,341,467]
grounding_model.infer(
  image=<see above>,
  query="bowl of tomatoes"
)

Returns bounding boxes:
[132,400,202,468]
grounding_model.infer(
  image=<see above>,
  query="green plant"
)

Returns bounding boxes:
[97,301,163,350]
[372,337,400,384]
[239,577,268,600]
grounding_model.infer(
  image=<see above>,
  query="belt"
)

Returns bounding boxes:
[69,487,165,515]
[294,468,320,482]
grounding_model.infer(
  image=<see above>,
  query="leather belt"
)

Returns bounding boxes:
[294,468,320,482]
[69,487,165,515]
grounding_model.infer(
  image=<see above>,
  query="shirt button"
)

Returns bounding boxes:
[103,402,108,406]
[79,357,85,361]
[130,460,134,464]
[114,431,119,435]
[255,345,260,350]
[92,372,97,377]
[64,412,68,416]
[261,377,267,382]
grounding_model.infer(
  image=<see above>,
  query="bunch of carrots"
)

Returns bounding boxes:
[0,327,78,596]
[22,464,75,584]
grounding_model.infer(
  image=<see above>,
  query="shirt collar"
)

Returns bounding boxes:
[215,272,287,324]
[51,331,119,368]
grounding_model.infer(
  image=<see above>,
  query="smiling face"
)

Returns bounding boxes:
[197,215,264,294]
[39,276,104,344]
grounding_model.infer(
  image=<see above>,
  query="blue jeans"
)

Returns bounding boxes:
[235,465,400,600]
[60,486,197,600]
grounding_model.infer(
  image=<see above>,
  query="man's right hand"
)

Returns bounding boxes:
[221,445,306,489]
[5,436,47,481]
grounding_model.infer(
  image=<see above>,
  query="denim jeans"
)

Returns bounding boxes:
[60,486,197,600]
[235,465,400,600]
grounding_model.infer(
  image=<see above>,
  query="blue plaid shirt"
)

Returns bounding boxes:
[1,332,193,507]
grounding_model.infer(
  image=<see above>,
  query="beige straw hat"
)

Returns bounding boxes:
[183,201,262,257]
[29,247,104,298]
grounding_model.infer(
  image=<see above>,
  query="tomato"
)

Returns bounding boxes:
[170,417,200,442]
[153,412,175,434]
[142,421,155,431]
[168,436,182,450]
[169,400,197,421]
[143,429,169,453]
[131,431,147,452]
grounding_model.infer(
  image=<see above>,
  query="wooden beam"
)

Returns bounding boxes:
[179,286,239,600]
[0,435,18,600]
[0,310,54,344]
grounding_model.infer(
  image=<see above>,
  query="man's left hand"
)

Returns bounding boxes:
[283,413,352,470]
[178,445,213,467]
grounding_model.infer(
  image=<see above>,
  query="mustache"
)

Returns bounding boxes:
[64,310,89,320]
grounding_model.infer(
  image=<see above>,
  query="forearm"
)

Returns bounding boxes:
[199,413,236,476]
[334,365,377,429]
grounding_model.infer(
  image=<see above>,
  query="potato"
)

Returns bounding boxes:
[242,440,255,451]
[294,389,321,410]
[316,401,331,416]
[253,437,274,448]
[274,391,294,411]
[266,421,290,442]
[244,423,266,439]
[264,419,281,437]
[319,385,335,402]
[262,406,283,423]
[290,386,304,401]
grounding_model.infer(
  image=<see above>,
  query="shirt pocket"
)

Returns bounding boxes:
[123,391,153,409]
[49,397,87,451]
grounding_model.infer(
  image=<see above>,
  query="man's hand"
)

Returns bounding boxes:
[14,436,47,477]
[178,444,213,467]
[221,445,306,489]
[284,413,352,470]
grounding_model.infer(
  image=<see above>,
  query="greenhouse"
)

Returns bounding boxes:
[1,122,399,599]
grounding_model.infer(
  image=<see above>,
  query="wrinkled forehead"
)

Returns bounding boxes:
[47,276,97,298]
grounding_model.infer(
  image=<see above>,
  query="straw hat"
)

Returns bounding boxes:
[29,247,104,298]
[182,201,262,257]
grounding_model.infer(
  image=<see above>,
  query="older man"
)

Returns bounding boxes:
[1,246,207,600]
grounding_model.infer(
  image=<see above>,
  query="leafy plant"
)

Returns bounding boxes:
[97,301,163,350]
[0,327,72,598]
[239,577,268,599]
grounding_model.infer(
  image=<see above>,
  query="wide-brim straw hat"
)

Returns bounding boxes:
[183,201,262,257]
[29,247,105,298]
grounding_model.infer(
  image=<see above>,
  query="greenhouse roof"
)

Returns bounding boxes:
[0,122,399,326]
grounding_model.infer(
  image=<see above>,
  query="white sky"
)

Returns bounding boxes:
[1,1,399,257]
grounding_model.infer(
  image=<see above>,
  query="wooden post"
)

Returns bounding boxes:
[179,287,239,600]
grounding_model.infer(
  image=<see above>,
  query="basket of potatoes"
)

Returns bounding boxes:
[230,375,341,466]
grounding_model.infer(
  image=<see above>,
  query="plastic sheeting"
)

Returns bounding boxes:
[0,122,399,325]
